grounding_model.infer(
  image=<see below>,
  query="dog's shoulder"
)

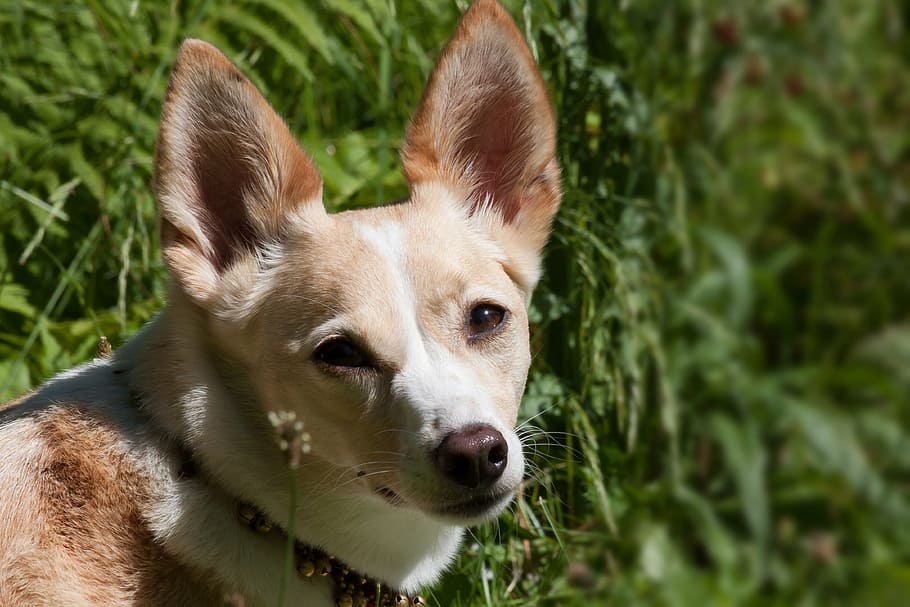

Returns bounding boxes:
[0,361,224,606]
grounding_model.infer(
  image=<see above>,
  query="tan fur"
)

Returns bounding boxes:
[0,1,559,604]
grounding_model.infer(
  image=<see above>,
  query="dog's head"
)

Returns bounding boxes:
[155,0,559,525]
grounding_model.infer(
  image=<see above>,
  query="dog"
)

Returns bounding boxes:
[0,0,560,604]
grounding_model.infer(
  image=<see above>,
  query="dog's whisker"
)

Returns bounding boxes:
[371,427,421,439]
[515,404,561,431]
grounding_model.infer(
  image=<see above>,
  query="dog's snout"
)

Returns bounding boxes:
[433,424,508,489]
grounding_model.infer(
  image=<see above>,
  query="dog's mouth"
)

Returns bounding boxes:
[374,485,404,506]
[372,483,512,523]
[428,491,514,521]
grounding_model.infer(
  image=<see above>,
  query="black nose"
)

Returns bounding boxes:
[434,424,508,489]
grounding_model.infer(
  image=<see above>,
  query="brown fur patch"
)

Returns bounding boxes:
[0,405,224,606]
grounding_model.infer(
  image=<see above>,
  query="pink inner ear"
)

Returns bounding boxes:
[190,135,259,272]
[462,92,526,223]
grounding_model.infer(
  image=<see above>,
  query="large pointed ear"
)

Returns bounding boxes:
[401,0,561,292]
[155,39,323,304]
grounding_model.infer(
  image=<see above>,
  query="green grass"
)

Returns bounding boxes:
[2,0,909,605]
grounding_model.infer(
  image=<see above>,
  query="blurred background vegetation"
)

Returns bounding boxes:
[1,0,908,605]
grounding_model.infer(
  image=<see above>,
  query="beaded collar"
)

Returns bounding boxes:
[236,501,428,607]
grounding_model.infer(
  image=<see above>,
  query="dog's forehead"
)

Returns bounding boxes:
[348,206,464,285]
[275,195,517,350]
[314,193,495,283]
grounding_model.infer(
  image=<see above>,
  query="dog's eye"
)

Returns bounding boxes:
[467,303,508,340]
[314,338,371,369]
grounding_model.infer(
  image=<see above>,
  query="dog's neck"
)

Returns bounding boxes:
[116,304,464,594]
[234,500,428,606]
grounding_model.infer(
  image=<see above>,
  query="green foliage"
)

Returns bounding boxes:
[1,0,908,604]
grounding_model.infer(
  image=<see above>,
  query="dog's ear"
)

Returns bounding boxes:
[401,0,561,293]
[155,39,323,304]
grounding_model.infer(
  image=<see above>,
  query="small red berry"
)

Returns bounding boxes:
[785,74,805,96]
[745,57,766,85]
[711,18,739,45]
[779,4,806,27]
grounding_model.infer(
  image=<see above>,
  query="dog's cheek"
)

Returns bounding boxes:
[259,363,389,465]
[479,314,532,428]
